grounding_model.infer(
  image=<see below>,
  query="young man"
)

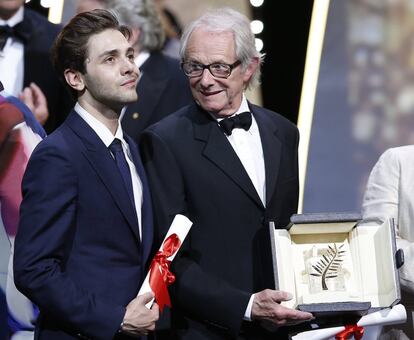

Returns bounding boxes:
[141,7,313,340]
[13,10,158,339]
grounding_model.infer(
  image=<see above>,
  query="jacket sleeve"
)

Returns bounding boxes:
[362,148,399,224]
[362,148,414,293]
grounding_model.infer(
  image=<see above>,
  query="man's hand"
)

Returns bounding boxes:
[251,289,313,328]
[19,82,49,125]
[120,292,159,337]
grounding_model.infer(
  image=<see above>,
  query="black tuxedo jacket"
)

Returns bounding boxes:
[122,52,192,142]
[14,111,153,339]
[140,102,299,339]
[22,8,73,132]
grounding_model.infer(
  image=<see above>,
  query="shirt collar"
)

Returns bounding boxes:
[135,51,150,68]
[75,102,125,148]
[235,94,250,116]
[0,6,24,26]
[214,94,250,122]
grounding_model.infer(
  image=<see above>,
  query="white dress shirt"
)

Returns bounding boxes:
[0,6,24,96]
[216,95,266,205]
[134,51,150,69]
[75,103,143,238]
[215,94,266,321]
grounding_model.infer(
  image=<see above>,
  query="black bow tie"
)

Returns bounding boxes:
[219,111,252,136]
[0,22,31,51]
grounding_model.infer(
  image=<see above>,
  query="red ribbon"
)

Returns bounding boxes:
[149,233,181,312]
[335,324,364,340]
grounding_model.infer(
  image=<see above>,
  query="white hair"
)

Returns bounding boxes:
[107,0,165,52]
[180,7,264,89]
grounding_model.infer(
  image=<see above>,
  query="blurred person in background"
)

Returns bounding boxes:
[153,0,182,58]
[107,0,192,142]
[363,146,414,339]
[0,80,45,339]
[0,0,73,133]
[75,0,107,14]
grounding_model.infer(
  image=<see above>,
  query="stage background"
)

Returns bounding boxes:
[303,0,414,213]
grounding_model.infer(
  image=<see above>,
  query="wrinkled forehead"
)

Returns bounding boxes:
[188,27,235,45]
[185,28,236,62]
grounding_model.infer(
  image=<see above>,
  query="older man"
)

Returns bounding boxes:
[140,7,313,340]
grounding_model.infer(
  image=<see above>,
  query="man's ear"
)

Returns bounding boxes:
[129,27,141,51]
[243,57,260,84]
[64,69,85,92]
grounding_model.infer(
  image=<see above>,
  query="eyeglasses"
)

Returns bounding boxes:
[181,60,241,79]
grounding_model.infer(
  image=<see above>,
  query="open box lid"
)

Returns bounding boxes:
[270,213,401,318]
[288,212,362,234]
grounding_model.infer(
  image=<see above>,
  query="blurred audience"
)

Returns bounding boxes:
[75,0,107,14]
[154,0,182,58]
[107,0,192,142]
[0,0,73,133]
[0,81,45,340]
[363,146,414,339]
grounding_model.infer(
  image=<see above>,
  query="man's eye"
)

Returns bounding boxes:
[191,64,203,70]
[127,54,135,61]
[211,64,227,71]
[105,56,115,63]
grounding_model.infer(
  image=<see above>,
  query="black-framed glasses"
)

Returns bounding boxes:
[181,60,241,79]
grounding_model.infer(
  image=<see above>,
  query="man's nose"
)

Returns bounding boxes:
[199,68,215,86]
[121,58,137,75]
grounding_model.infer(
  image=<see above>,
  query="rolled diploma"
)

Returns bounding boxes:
[137,214,193,308]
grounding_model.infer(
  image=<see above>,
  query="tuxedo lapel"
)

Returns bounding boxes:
[65,112,140,241]
[250,104,282,206]
[125,135,153,264]
[192,107,263,208]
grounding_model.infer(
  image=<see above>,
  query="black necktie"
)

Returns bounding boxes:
[219,111,252,136]
[109,138,136,207]
[0,23,31,51]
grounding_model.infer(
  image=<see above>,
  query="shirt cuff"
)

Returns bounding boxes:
[243,294,255,321]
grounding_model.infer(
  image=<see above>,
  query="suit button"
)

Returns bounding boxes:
[132,112,139,119]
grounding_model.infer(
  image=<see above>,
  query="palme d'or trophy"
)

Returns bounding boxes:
[305,243,346,294]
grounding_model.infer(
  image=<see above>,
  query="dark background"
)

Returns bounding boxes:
[252,2,314,123]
